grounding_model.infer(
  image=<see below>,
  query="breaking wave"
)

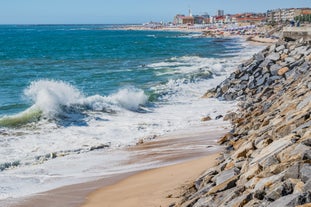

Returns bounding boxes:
[0,80,148,127]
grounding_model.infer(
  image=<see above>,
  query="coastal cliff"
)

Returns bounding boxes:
[175,39,311,207]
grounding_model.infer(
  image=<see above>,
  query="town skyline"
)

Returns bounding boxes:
[0,0,310,24]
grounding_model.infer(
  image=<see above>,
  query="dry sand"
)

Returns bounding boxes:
[81,153,219,207]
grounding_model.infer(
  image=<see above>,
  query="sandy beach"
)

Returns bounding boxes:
[82,153,220,207]
[12,125,227,207]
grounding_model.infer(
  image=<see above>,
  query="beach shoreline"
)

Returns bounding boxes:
[2,26,269,207]
[113,24,279,44]
[82,153,220,207]
[11,126,228,207]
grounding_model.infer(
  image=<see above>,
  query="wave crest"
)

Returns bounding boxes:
[0,80,148,127]
[24,80,83,117]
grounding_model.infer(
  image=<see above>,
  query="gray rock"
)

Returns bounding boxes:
[266,192,311,207]
[269,44,276,53]
[254,173,285,191]
[254,52,265,62]
[259,59,272,68]
[195,167,219,189]
[297,95,311,110]
[250,137,292,165]
[269,64,282,76]
[240,74,249,81]
[225,193,252,207]
[302,138,311,146]
[300,163,311,183]
[304,180,311,192]
[267,52,280,61]
[190,183,214,200]
[254,190,266,200]
[259,155,279,169]
[292,120,311,135]
[295,46,309,55]
[290,58,304,68]
[285,163,300,179]
[256,73,270,87]
[246,62,259,73]
[304,48,311,56]
[285,56,296,63]
[303,150,311,160]
[193,196,214,207]
[265,181,293,201]
[215,167,240,185]
[266,75,281,85]
[297,62,309,73]
[276,45,285,52]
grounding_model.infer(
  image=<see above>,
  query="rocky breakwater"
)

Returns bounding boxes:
[175,40,311,207]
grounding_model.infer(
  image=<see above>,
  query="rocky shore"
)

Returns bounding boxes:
[174,38,311,206]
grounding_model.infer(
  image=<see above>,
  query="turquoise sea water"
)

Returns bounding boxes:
[0,25,262,201]
[0,25,240,117]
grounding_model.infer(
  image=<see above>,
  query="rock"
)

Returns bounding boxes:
[178,41,311,207]
[278,67,289,76]
[215,168,240,185]
[269,64,282,76]
[225,192,252,207]
[267,52,280,61]
[297,62,310,74]
[267,192,311,207]
[269,44,276,53]
[250,136,292,165]
[240,163,262,182]
[256,73,270,86]
[265,180,293,201]
[217,133,233,144]
[259,154,279,169]
[276,45,285,52]
[208,175,239,195]
[302,138,311,146]
[233,141,254,159]
[259,59,272,68]
[254,52,265,62]
[189,183,214,200]
[203,90,215,98]
[284,163,300,180]
[300,164,311,183]
[201,116,212,122]
[297,95,311,111]
[303,150,311,160]
[254,173,285,191]
[290,58,305,68]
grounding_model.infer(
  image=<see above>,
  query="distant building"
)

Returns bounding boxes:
[217,10,224,16]
[181,16,195,25]
[233,13,266,25]
[174,14,185,25]
[267,8,311,22]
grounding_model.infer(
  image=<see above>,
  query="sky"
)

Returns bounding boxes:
[0,0,310,24]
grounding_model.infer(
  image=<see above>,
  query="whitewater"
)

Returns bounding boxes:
[0,25,265,204]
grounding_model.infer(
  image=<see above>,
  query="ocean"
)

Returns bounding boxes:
[0,25,263,204]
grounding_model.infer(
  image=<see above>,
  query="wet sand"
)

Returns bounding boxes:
[11,126,227,207]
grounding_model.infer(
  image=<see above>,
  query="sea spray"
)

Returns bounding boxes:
[109,87,148,111]
[24,80,84,118]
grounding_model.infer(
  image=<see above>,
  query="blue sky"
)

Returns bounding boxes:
[0,0,310,24]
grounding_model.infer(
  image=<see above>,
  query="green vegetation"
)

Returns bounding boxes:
[294,14,311,22]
